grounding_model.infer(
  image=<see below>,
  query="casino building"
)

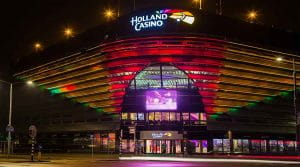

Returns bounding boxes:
[13,8,300,154]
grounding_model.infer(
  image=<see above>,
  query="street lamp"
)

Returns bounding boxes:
[276,57,299,151]
[0,79,33,155]
[64,28,74,39]
[247,11,258,23]
[104,9,115,21]
[34,42,42,52]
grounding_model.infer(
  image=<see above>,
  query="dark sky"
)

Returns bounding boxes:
[1,0,300,79]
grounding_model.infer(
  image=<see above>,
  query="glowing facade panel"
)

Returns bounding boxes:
[14,36,299,117]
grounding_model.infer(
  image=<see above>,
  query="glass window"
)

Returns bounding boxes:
[176,113,181,121]
[101,134,108,150]
[161,112,169,121]
[129,140,135,152]
[213,139,223,152]
[200,113,207,121]
[284,140,295,151]
[108,133,116,149]
[155,112,161,121]
[223,139,230,152]
[182,113,189,120]
[261,140,267,152]
[121,113,128,120]
[121,139,128,152]
[233,139,242,153]
[242,139,249,153]
[190,113,199,120]
[269,140,278,152]
[170,112,176,121]
[278,140,284,152]
[130,113,137,120]
[175,140,181,153]
[130,65,191,89]
[201,140,208,153]
[251,140,261,152]
[188,140,199,153]
[137,113,144,120]
[149,112,154,121]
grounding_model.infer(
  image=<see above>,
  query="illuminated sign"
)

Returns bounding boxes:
[151,132,172,139]
[130,9,195,32]
[140,131,183,139]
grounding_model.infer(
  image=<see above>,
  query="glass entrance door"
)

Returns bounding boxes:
[145,140,181,154]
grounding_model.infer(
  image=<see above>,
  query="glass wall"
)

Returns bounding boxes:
[213,139,230,153]
[129,65,193,89]
[121,112,207,125]
[269,140,277,152]
[145,140,181,154]
[284,140,296,152]
[188,140,208,153]
[250,139,266,153]
[233,139,249,153]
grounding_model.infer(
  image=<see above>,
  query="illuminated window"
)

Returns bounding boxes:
[284,140,296,151]
[161,112,170,121]
[278,140,284,152]
[233,139,249,153]
[176,113,181,121]
[190,113,199,120]
[269,140,278,152]
[223,139,230,152]
[155,112,161,121]
[137,113,144,120]
[213,139,223,152]
[200,113,207,121]
[149,112,155,121]
[182,113,189,120]
[121,113,128,120]
[170,112,176,121]
[130,113,137,120]
[108,133,116,149]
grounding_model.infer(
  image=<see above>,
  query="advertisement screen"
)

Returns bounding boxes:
[146,90,177,110]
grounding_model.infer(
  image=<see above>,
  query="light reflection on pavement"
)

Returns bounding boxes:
[0,160,299,167]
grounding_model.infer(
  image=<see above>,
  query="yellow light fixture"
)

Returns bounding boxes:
[64,28,73,38]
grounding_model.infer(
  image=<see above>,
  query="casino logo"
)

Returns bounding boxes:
[130,9,195,32]
[162,9,195,24]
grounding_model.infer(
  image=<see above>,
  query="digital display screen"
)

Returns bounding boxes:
[146,90,177,110]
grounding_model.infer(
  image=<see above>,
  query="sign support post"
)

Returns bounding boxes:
[31,137,34,161]
[28,125,37,162]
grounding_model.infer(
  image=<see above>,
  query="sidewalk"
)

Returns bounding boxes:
[0,153,299,162]
[0,153,119,162]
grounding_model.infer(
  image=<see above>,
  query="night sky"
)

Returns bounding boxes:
[1,0,300,79]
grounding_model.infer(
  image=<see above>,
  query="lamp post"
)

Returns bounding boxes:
[0,80,33,155]
[292,58,299,152]
[277,57,298,152]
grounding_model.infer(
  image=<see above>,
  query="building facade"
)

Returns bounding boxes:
[13,8,300,154]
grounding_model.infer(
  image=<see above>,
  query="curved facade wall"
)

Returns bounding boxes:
[15,36,299,124]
